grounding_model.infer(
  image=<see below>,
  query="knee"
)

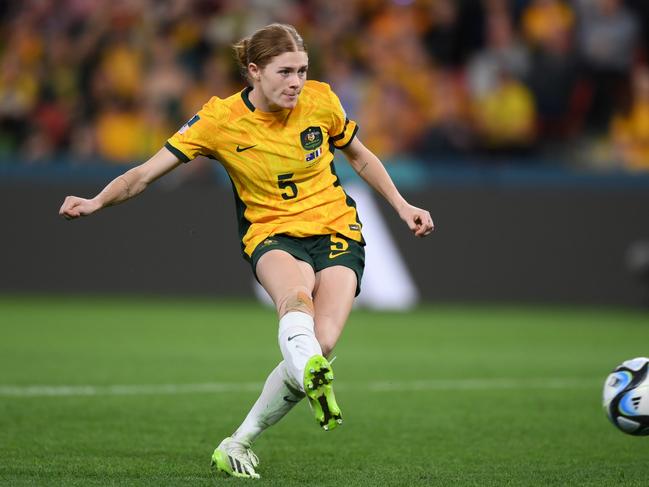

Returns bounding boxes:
[277,286,314,318]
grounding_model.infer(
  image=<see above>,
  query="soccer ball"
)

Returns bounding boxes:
[603,357,649,436]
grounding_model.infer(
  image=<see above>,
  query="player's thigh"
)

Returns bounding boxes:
[256,249,316,308]
[313,265,357,356]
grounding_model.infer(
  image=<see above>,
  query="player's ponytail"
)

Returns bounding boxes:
[233,24,307,84]
[233,37,250,77]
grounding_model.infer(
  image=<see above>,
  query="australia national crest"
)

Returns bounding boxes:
[300,126,323,151]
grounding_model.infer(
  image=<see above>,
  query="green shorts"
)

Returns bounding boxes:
[250,234,365,296]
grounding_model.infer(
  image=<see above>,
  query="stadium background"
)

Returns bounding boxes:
[1,0,649,306]
[2,2,649,485]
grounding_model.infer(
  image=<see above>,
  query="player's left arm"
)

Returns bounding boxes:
[341,137,434,238]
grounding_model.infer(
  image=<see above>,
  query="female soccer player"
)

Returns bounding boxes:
[59,23,433,479]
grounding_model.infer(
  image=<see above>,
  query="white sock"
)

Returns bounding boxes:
[231,361,304,445]
[278,311,322,391]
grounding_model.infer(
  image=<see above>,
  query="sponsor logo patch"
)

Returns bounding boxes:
[348,224,361,231]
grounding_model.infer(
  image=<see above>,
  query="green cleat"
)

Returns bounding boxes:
[303,354,343,431]
[210,437,260,479]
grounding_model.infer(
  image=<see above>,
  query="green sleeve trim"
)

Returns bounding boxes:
[330,118,350,142]
[164,142,191,163]
[333,124,358,149]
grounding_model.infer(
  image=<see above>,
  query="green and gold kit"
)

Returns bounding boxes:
[166,80,363,259]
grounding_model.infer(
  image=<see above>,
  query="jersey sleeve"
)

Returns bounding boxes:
[328,87,359,149]
[165,97,225,162]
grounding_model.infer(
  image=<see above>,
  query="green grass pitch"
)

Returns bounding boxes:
[1,296,649,486]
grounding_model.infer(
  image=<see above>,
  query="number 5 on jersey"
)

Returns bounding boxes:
[277,173,297,200]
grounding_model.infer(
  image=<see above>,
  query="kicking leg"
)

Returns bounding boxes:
[257,250,347,430]
[256,250,323,391]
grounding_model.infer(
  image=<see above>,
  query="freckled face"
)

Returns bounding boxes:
[249,51,308,111]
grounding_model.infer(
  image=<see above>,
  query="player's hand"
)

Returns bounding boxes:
[59,196,101,220]
[398,203,434,238]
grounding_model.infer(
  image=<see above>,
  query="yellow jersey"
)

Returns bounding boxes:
[166,80,363,258]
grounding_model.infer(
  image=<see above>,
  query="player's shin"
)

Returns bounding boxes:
[231,361,305,445]
[278,311,323,391]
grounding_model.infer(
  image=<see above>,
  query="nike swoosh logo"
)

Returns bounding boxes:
[287,334,308,341]
[329,251,351,259]
[283,395,301,403]
[236,144,257,152]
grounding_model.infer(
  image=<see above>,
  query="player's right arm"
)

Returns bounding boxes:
[59,146,182,220]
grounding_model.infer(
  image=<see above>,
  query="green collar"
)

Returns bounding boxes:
[241,86,255,112]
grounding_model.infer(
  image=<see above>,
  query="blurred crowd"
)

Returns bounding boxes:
[2,0,649,171]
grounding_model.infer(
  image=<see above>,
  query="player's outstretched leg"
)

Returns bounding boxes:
[210,361,304,480]
[303,354,342,431]
[211,437,260,479]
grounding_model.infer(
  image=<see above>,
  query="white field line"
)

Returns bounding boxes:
[0,378,599,398]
